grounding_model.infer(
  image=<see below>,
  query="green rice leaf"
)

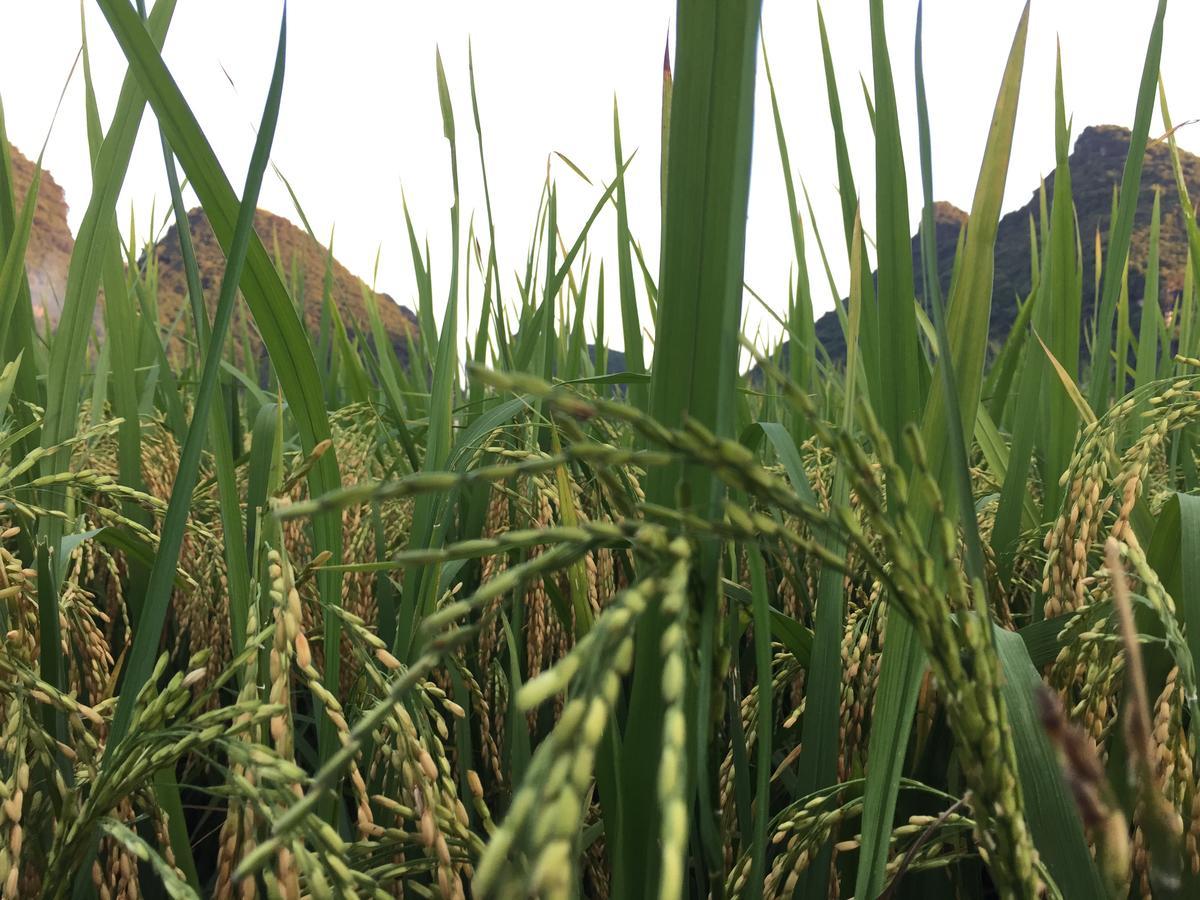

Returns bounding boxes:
[993,628,1106,897]
[624,2,763,893]
[858,6,1028,893]
[94,0,347,767]
[1086,0,1168,410]
[747,548,773,894]
[612,103,647,411]
[103,0,286,752]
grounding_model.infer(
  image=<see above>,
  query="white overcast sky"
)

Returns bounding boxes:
[2,1,1198,352]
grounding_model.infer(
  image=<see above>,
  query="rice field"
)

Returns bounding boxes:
[2,0,1199,897]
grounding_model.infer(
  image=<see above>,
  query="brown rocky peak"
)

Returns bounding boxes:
[6,145,419,363]
[8,145,73,326]
[811,123,1200,361]
[150,207,418,362]
[930,200,968,227]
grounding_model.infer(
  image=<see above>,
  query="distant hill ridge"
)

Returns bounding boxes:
[810,124,1200,361]
[9,125,1200,372]
[6,146,418,361]
[149,208,418,362]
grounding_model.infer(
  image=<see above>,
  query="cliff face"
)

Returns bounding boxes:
[814,200,968,360]
[148,208,418,363]
[987,124,1199,343]
[8,146,73,327]
[810,125,1200,361]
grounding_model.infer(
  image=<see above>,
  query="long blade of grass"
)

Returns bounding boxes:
[624,2,763,894]
[87,8,202,882]
[761,39,814,431]
[867,0,923,461]
[161,143,254,654]
[394,48,460,659]
[1150,494,1200,673]
[791,214,863,897]
[362,286,421,471]
[816,1,882,410]
[1114,261,1132,398]
[82,21,151,517]
[1035,49,1083,515]
[40,0,175,503]
[612,103,647,411]
[738,421,817,505]
[1132,191,1163,422]
[1086,0,1168,411]
[94,0,346,769]
[857,6,1028,894]
[994,51,1076,587]
[994,628,1106,896]
[985,287,1035,419]
[467,43,511,372]
[918,0,1027,527]
[746,547,772,895]
[916,304,1040,530]
[104,1,286,750]
[36,5,174,592]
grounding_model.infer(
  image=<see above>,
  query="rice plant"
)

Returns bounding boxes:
[2,0,1199,897]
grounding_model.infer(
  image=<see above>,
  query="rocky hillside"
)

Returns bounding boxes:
[811,125,1200,361]
[150,208,418,363]
[7,145,417,363]
[8,146,73,327]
